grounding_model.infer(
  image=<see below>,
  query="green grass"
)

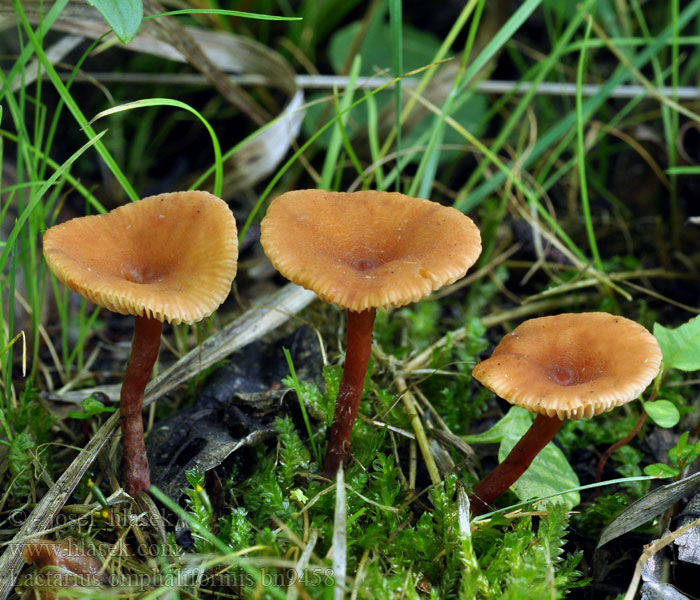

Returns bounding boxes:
[2,0,700,598]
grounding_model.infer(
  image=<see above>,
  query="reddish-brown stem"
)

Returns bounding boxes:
[594,412,647,496]
[594,385,659,495]
[121,316,162,496]
[470,414,564,516]
[322,308,376,478]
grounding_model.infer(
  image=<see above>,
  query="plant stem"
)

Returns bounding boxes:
[395,376,442,485]
[121,316,162,496]
[595,383,660,494]
[470,413,563,516]
[323,308,376,478]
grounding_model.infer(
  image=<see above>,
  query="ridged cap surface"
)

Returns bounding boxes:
[43,191,238,324]
[472,312,662,420]
[260,189,481,311]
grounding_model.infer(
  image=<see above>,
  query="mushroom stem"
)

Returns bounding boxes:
[121,316,162,496]
[469,413,564,516]
[323,308,376,478]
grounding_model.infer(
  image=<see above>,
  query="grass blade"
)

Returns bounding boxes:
[13,0,139,202]
[332,467,347,600]
[90,98,223,197]
[0,131,106,274]
[389,0,403,191]
[576,16,603,271]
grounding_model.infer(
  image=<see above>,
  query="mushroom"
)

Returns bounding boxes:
[23,538,106,586]
[260,189,481,477]
[43,191,237,496]
[469,312,662,515]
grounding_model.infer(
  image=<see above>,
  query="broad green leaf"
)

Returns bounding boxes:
[329,20,442,77]
[498,408,580,510]
[322,19,487,151]
[465,408,579,508]
[644,463,680,478]
[87,0,143,44]
[463,406,528,445]
[654,316,700,371]
[644,400,680,429]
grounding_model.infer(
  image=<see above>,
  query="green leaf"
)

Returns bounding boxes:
[67,395,117,420]
[668,431,700,471]
[329,20,442,77]
[87,0,143,44]
[644,400,680,429]
[497,408,580,510]
[670,431,689,469]
[680,440,700,470]
[654,316,700,371]
[643,463,680,478]
[463,406,527,445]
[466,408,579,508]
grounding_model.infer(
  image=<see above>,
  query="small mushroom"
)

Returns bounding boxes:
[23,537,106,586]
[43,191,237,496]
[260,189,481,477]
[469,312,662,515]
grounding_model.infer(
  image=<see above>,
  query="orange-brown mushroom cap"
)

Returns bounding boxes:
[43,191,238,324]
[472,312,662,420]
[260,189,482,312]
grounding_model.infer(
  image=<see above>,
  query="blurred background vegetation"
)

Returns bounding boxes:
[0,0,699,598]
